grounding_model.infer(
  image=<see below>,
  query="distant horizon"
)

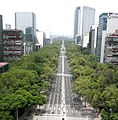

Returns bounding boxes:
[1,0,118,36]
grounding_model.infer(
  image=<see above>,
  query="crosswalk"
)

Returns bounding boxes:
[36,115,88,120]
[44,104,81,114]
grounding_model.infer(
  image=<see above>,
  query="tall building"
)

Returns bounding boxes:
[96,13,118,63]
[15,12,36,42]
[74,6,95,47]
[74,7,80,40]
[3,29,24,61]
[36,31,46,48]
[0,15,4,61]
[96,13,110,62]
[25,27,33,42]
[104,30,118,65]
[88,25,98,54]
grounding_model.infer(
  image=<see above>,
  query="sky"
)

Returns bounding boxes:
[0,0,118,36]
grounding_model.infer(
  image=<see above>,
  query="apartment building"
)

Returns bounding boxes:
[96,13,118,63]
[0,15,4,61]
[104,30,118,65]
[3,29,24,61]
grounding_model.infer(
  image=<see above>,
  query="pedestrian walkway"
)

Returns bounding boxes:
[35,115,89,120]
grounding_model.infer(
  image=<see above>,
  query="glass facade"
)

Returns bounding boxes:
[74,7,80,39]
[74,6,95,46]
[82,6,95,35]
[96,13,112,61]
[15,12,36,42]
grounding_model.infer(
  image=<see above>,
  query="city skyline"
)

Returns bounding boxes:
[0,0,118,36]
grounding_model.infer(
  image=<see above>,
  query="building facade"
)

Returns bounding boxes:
[36,31,46,48]
[3,29,24,61]
[96,13,118,63]
[25,27,33,42]
[74,7,81,40]
[88,25,98,54]
[0,15,4,61]
[104,30,118,65]
[74,6,95,47]
[15,12,36,42]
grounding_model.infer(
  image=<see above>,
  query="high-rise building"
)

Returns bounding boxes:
[74,6,95,47]
[74,7,81,40]
[96,13,118,63]
[36,31,46,48]
[15,12,36,42]
[25,27,33,42]
[3,29,24,61]
[104,30,118,65]
[0,15,4,62]
[96,13,110,62]
[88,25,98,54]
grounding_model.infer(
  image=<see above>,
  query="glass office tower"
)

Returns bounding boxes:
[74,6,95,47]
[15,12,36,42]
[96,13,112,61]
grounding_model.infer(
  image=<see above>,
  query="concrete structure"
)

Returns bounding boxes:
[15,12,36,42]
[104,30,118,65]
[0,62,9,73]
[0,15,4,61]
[74,7,81,40]
[96,13,109,62]
[88,25,98,54]
[74,6,95,47]
[36,31,46,48]
[25,27,33,42]
[44,38,52,46]
[23,42,33,55]
[44,31,52,46]
[5,24,11,29]
[96,13,118,63]
[3,29,24,61]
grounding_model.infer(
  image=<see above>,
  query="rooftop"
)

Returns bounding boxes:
[0,62,8,68]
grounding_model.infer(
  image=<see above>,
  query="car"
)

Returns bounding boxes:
[33,112,38,115]
[52,111,54,114]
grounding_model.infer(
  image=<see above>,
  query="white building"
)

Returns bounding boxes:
[36,31,46,48]
[74,6,95,47]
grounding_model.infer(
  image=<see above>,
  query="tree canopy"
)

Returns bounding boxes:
[0,41,61,119]
[65,41,118,120]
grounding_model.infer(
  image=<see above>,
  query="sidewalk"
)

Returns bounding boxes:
[19,113,39,120]
[80,97,101,120]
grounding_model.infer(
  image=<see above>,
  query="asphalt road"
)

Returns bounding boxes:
[19,41,101,120]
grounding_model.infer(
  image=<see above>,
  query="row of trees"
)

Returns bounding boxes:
[65,41,118,120]
[0,41,61,119]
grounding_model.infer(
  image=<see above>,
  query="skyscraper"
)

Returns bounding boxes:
[74,6,95,47]
[88,25,98,54]
[0,15,4,61]
[96,13,109,62]
[15,12,36,42]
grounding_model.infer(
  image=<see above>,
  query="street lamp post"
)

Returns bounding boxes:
[109,108,112,117]
[17,108,18,120]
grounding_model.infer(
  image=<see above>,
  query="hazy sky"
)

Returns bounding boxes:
[0,0,118,36]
